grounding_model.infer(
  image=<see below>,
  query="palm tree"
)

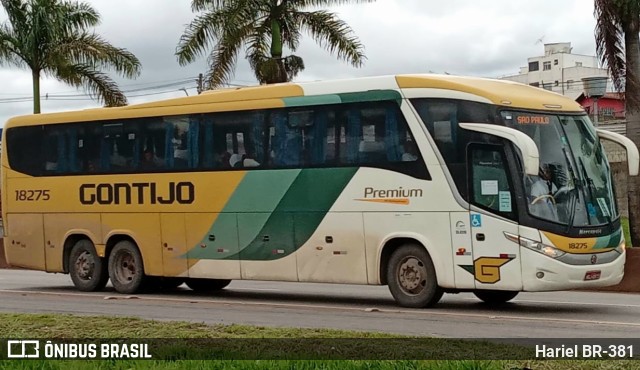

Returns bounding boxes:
[594,0,640,246]
[0,0,141,113]
[176,0,373,88]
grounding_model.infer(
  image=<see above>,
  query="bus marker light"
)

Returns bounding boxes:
[536,272,544,279]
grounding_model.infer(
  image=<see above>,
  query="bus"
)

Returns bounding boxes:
[1,74,638,308]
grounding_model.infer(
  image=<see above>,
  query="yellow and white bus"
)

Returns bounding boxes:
[2,74,638,307]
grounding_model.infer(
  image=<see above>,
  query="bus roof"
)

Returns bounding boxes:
[3,74,583,128]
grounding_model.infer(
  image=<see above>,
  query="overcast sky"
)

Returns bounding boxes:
[0,0,600,126]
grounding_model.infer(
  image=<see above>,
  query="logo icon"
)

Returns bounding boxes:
[470,214,482,228]
[591,255,598,264]
[7,340,40,358]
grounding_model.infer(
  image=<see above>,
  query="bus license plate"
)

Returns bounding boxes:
[584,270,601,281]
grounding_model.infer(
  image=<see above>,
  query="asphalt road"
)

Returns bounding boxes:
[0,269,639,338]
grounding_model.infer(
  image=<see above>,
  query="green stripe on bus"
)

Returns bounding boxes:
[593,228,622,249]
[187,170,301,260]
[283,95,342,107]
[223,170,301,212]
[337,90,402,104]
[232,167,358,261]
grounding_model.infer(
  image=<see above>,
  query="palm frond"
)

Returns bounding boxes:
[57,0,101,32]
[51,32,141,78]
[293,10,365,67]
[177,0,260,67]
[176,10,227,66]
[0,0,29,29]
[0,23,27,67]
[52,62,128,107]
[594,0,626,92]
[289,0,376,7]
[205,22,255,87]
[191,0,229,12]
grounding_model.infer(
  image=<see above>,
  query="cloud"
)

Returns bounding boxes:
[1,0,598,126]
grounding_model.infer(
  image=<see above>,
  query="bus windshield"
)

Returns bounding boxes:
[502,111,617,227]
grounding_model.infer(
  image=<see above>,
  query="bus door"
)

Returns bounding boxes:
[467,144,523,291]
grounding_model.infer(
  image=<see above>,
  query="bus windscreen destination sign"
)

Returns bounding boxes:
[516,115,550,125]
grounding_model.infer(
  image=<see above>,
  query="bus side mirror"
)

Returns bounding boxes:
[459,123,540,176]
[596,129,639,176]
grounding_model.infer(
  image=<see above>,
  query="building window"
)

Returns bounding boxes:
[576,62,583,67]
[554,59,558,65]
[543,61,551,71]
[529,61,539,72]
[555,80,559,86]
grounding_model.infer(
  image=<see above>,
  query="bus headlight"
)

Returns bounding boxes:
[504,233,566,259]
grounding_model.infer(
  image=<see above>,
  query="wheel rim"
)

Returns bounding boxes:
[113,250,137,284]
[74,251,94,281]
[397,256,428,295]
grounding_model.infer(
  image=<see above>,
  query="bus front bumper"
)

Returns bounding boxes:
[520,247,625,291]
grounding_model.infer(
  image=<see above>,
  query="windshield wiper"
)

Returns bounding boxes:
[578,157,609,224]
[562,147,580,229]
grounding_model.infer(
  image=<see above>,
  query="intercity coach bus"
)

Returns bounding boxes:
[2,74,638,308]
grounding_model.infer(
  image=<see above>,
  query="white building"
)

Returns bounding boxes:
[500,42,610,99]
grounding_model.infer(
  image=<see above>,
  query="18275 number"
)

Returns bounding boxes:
[15,190,50,201]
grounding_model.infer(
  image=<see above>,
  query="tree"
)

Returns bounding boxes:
[176,0,373,88]
[0,0,141,113]
[594,0,640,246]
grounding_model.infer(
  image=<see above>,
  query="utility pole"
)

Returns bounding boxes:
[196,73,204,94]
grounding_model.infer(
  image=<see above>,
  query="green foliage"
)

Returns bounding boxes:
[0,313,638,368]
[622,217,632,247]
[0,0,141,113]
[176,0,373,88]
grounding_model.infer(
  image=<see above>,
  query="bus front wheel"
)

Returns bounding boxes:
[69,239,109,292]
[108,240,146,294]
[473,290,518,305]
[185,278,231,292]
[387,244,443,308]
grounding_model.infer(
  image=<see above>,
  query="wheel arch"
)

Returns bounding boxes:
[377,232,453,287]
[62,232,100,274]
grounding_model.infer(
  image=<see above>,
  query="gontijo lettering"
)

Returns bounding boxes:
[79,182,195,205]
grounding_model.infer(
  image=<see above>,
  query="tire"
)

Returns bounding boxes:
[68,239,109,292]
[185,278,231,292]
[387,244,443,308]
[108,240,146,294]
[474,290,518,305]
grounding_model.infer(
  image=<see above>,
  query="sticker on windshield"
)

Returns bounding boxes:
[587,203,597,217]
[499,191,512,212]
[481,180,499,195]
[597,198,611,217]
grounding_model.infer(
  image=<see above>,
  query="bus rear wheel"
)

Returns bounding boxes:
[69,239,109,292]
[185,278,231,292]
[108,240,146,294]
[474,290,518,305]
[387,244,442,308]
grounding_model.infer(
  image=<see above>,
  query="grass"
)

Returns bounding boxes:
[0,313,637,369]
[622,217,632,247]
